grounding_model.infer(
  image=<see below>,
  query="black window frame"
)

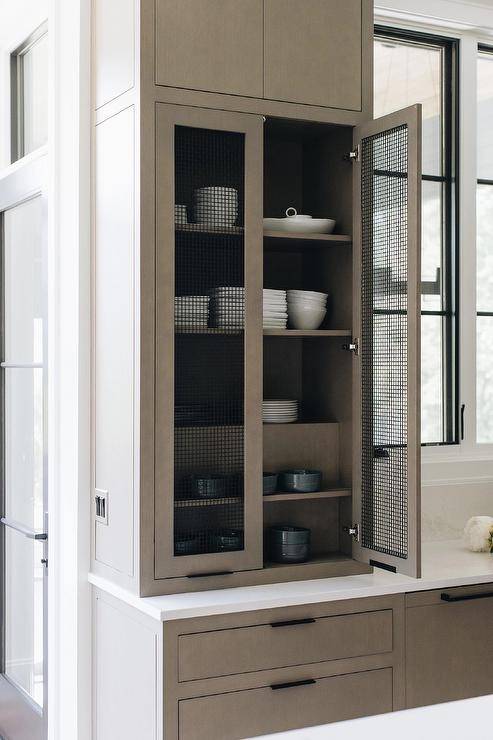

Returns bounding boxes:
[375,26,460,446]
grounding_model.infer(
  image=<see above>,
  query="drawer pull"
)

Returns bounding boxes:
[187,571,232,579]
[271,679,317,691]
[270,618,316,628]
[441,591,493,603]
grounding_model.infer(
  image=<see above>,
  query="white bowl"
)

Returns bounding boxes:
[287,289,328,300]
[288,306,326,330]
[263,216,336,235]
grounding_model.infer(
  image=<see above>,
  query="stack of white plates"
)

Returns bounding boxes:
[263,289,288,329]
[175,295,209,329]
[210,286,244,329]
[262,399,299,424]
[287,290,328,330]
[194,187,238,228]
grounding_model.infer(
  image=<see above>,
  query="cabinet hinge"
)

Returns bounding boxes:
[345,145,360,162]
[343,338,359,356]
[343,524,360,541]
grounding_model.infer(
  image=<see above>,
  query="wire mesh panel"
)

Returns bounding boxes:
[173,125,246,557]
[360,123,409,560]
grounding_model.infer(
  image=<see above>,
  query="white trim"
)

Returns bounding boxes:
[48,0,91,738]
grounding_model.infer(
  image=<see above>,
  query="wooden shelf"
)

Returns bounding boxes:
[175,496,241,508]
[264,230,352,248]
[175,327,243,335]
[263,488,351,502]
[262,553,370,580]
[263,329,351,337]
[176,224,243,236]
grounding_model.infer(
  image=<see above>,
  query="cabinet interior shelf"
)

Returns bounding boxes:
[175,496,242,508]
[264,230,352,248]
[263,329,351,337]
[176,224,244,236]
[175,327,243,335]
[263,488,351,502]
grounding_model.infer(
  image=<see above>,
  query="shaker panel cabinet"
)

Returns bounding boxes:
[406,586,493,707]
[178,668,393,740]
[263,0,363,110]
[155,0,263,98]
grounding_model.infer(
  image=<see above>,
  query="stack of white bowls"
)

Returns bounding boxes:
[262,399,299,424]
[175,295,209,329]
[263,289,287,329]
[287,290,328,330]
[210,286,244,329]
[194,187,238,228]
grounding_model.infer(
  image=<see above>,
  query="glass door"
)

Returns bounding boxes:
[0,161,47,738]
[352,106,422,577]
[154,105,263,579]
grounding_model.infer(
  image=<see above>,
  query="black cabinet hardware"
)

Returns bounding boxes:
[187,571,232,578]
[441,591,493,603]
[270,618,316,628]
[270,679,317,691]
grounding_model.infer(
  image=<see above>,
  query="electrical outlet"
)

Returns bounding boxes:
[95,489,108,525]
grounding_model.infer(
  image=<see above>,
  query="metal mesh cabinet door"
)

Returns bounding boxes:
[351,105,422,577]
[154,105,263,580]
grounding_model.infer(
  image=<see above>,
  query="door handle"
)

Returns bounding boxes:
[1,517,47,540]
[441,591,493,603]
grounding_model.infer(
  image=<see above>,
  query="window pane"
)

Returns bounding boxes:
[5,528,44,707]
[477,52,493,180]
[477,184,493,312]
[4,368,44,530]
[3,198,44,363]
[21,31,48,155]
[375,31,456,445]
[374,37,443,176]
[477,317,493,442]
[421,180,443,312]
[421,314,444,443]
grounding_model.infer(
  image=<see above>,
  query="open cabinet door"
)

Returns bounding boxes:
[352,105,422,577]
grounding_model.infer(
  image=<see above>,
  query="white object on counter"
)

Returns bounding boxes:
[264,208,336,234]
[251,694,493,740]
[463,515,493,552]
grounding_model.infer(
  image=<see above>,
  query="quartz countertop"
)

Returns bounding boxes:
[88,539,493,621]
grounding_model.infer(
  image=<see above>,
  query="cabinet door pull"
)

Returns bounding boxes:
[187,571,232,579]
[271,679,317,691]
[270,618,316,628]
[441,591,493,603]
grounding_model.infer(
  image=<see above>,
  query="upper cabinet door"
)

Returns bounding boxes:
[352,105,422,577]
[155,0,263,98]
[264,0,364,111]
[154,105,264,579]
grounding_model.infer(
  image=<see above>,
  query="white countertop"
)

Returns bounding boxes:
[252,694,493,740]
[88,539,493,621]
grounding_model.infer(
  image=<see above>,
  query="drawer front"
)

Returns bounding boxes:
[406,588,493,707]
[178,609,393,681]
[179,668,393,740]
[406,582,493,607]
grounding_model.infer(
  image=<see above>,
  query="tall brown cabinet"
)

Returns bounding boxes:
[92,0,422,596]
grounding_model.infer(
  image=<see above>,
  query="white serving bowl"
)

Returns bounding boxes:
[288,306,326,330]
[263,209,336,235]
